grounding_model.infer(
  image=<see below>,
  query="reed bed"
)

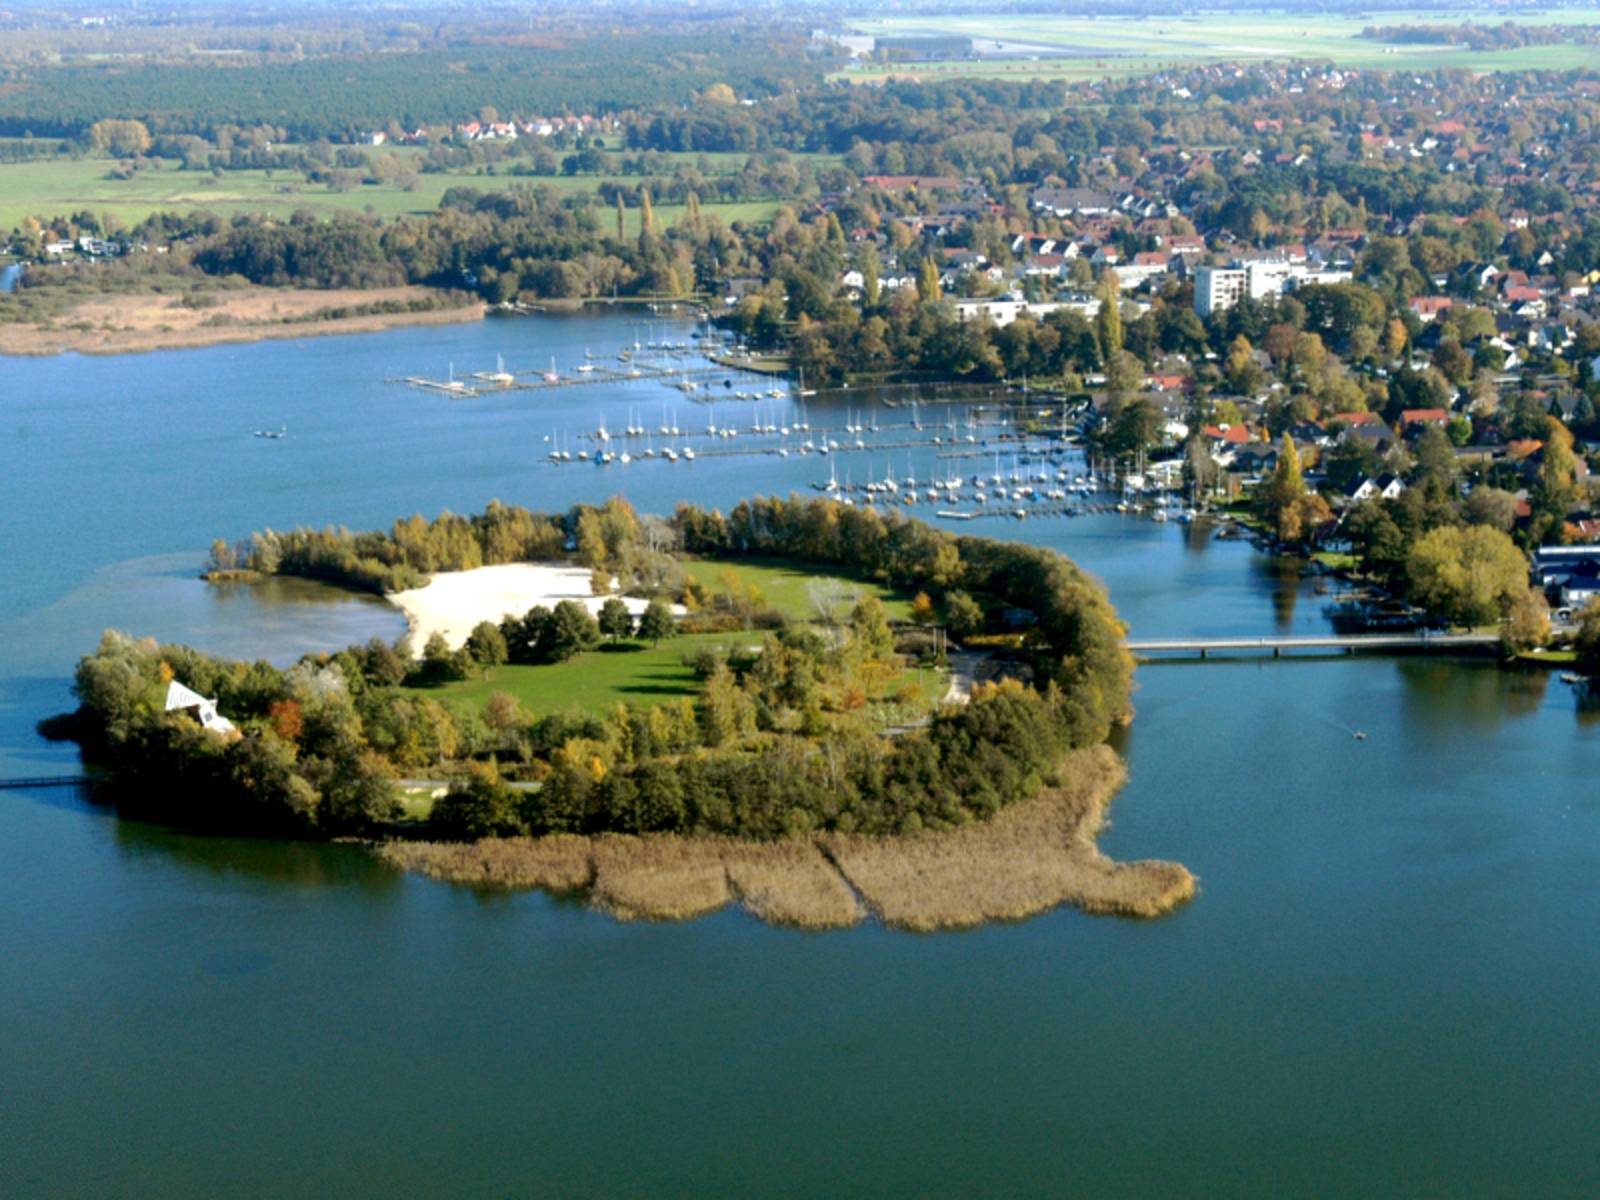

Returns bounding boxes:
[589,834,735,922]
[377,834,593,892]
[821,746,1195,930]
[375,745,1194,929]
[721,841,865,929]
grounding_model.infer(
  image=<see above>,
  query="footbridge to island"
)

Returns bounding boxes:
[1124,632,1501,660]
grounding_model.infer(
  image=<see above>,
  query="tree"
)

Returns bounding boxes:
[465,620,508,668]
[910,591,936,625]
[418,631,468,684]
[599,596,634,640]
[429,762,521,839]
[89,118,152,156]
[1501,587,1550,653]
[1464,486,1518,532]
[547,600,600,661]
[917,257,942,304]
[1405,525,1527,626]
[850,596,895,661]
[1094,275,1122,359]
[1260,434,1308,542]
[638,598,677,644]
[268,698,303,746]
[1577,599,1600,676]
[944,590,984,640]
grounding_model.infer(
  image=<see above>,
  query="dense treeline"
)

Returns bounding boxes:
[213,496,675,596]
[0,36,830,140]
[65,497,1134,843]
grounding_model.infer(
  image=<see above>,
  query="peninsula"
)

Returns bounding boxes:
[53,495,1195,929]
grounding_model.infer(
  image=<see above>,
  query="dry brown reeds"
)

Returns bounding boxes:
[376,833,592,892]
[821,745,1194,930]
[376,745,1195,930]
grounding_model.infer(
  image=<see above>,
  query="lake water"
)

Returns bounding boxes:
[4,311,1599,1197]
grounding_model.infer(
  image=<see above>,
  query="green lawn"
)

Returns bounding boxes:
[0,152,803,230]
[682,557,920,621]
[835,10,1600,83]
[412,631,738,717]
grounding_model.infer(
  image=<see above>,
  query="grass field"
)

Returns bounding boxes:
[405,561,934,718]
[681,557,920,621]
[413,631,733,716]
[0,149,820,230]
[836,10,1600,83]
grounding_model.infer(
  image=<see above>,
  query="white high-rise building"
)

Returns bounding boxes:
[1195,260,1352,316]
[1195,266,1248,317]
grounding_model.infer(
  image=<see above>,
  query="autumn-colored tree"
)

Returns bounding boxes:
[1406,525,1527,626]
[269,698,304,746]
[1383,317,1409,361]
[1260,434,1311,543]
[910,591,936,624]
[917,257,942,304]
[1501,588,1550,653]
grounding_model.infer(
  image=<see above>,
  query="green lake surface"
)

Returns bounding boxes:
[3,312,1598,1197]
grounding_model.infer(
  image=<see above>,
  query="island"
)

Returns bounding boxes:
[50,495,1195,930]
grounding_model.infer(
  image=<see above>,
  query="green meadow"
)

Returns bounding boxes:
[0,148,827,230]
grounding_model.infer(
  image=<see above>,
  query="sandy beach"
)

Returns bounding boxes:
[389,563,668,653]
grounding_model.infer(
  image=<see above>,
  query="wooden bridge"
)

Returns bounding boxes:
[1125,632,1500,659]
[0,774,94,791]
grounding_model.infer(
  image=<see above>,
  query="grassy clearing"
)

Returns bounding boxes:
[409,630,736,716]
[682,556,919,622]
[376,745,1196,930]
[834,11,1600,83]
[0,154,794,229]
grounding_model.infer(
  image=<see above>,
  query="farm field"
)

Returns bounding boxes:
[0,149,821,230]
[836,9,1600,82]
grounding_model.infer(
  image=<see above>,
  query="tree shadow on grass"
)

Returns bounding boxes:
[594,641,648,654]
[617,682,699,698]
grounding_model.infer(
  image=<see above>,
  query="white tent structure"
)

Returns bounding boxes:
[164,680,236,735]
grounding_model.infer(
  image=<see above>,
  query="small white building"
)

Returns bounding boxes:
[165,681,236,735]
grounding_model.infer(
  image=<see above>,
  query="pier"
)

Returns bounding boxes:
[1125,633,1500,659]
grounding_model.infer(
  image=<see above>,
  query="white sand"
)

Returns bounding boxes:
[389,563,667,653]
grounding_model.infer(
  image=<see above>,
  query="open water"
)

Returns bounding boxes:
[3,311,1598,1196]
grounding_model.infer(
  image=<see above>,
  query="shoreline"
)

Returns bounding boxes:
[376,745,1197,930]
[0,285,485,358]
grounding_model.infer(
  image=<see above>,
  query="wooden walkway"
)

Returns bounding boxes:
[1126,633,1499,659]
[0,774,93,790]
